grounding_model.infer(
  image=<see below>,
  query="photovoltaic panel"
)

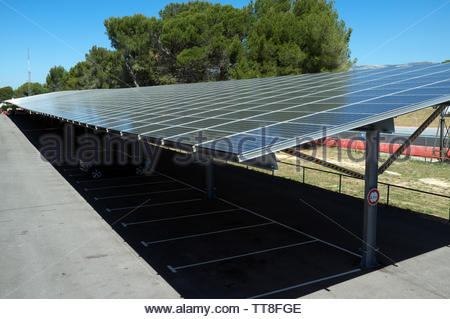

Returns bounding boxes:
[7,63,450,162]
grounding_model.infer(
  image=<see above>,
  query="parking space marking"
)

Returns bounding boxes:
[75,174,160,184]
[22,127,59,132]
[167,239,318,273]
[94,188,192,200]
[219,197,362,258]
[141,222,274,246]
[249,268,361,299]
[156,170,362,259]
[121,208,241,227]
[84,180,173,191]
[105,198,203,213]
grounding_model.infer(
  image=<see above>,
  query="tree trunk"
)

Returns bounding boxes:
[124,58,139,87]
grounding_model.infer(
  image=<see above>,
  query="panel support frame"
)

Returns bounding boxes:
[378,104,448,174]
[282,148,365,179]
[205,159,216,200]
[440,111,445,162]
[361,130,380,268]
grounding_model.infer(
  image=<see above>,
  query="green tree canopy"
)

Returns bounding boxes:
[104,0,352,84]
[83,46,129,89]
[230,0,353,78]
[14,82,46,98]
[4,0,353,93]
[160,1,251,82]
[0,86,13,101]
[46,66,68,92]
[65,46,130,90]
[104,14,163,87]
[66,61,90,90]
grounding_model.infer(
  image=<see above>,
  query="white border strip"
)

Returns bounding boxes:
[142,222,274,245]
[249,268,361,298]
[121,208,241,227]
[167,239,319,273]
[84,180,173,191]
[106,198,203,212]
[94,187,192,200]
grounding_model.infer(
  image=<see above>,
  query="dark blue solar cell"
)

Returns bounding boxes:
[370,94,442,105]
[339,103,409,114]
[245,123,326,139]
[166,129,232,146]
[201,133,287,155]
[290,112,370,126]
[6,62,450,160]
[402,86,450,95]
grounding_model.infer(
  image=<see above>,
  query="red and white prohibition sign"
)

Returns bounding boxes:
[367,188,380,206]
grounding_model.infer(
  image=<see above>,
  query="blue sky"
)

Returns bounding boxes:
[1,0,450,89]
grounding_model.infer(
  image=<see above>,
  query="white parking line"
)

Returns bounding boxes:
[219,197,362,258]
[121,208,241,227]
[167,239,318,273]
[84,180,173,191]
[94,187,192,200]
[75,174,160,184]
[141,222,274,246]
[22,127,59,132]
[105,198,203,213]
[156,170,362,259]
[249,268,361,299]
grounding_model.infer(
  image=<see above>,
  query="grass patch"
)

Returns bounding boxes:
[394,107,441,128]
[241,145,450,219]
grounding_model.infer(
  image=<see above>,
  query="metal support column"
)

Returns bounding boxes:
[440,112,445,162]
[205,160,215,200]
[361,130,380,268]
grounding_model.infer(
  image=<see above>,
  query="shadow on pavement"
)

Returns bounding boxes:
[6,113,450,298]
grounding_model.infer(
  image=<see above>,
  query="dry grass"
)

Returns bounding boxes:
[243,146,450,219]
[394,107,441,127]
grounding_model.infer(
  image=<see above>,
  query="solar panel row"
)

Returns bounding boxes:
[8,62,450,161]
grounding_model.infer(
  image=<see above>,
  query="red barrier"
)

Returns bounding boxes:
[321,138,449,160]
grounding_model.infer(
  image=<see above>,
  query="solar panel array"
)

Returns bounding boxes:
[8,63,450,161]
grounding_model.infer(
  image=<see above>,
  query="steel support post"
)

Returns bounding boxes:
[440,112,445,162]
[205,160,215,200]
[361,130,380,268]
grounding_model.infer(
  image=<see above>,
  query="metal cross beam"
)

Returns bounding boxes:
[283,148,365,179]
[378,104,448,175]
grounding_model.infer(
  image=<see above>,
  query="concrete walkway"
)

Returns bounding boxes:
[304,246,450,298]
[0,115,180,298]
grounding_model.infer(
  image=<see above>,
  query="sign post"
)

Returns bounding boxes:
[361,130,380,268]
[367,188,380,206]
